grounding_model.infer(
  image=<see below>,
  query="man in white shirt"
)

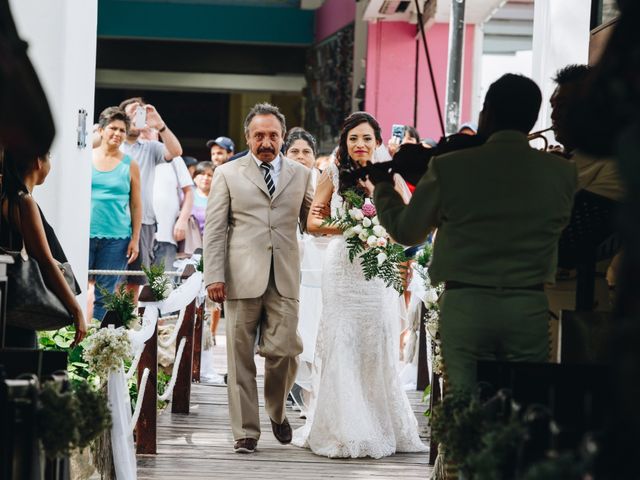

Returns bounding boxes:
[153,156,194,270]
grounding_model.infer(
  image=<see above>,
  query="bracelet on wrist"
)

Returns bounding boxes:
[158,124,167,133]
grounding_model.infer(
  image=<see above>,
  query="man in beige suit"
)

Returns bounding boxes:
[204,103,313,453]
[373,74,577,392]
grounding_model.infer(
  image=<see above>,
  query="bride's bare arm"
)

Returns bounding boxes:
[307,169,342,235]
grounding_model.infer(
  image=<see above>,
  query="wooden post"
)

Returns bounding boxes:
[136,306,157,455]
[417,303,430,391]
[171,299,196,414]
[428,372,442,465]
[192,303,204,383]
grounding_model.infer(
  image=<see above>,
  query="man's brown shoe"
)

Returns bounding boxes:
[233,438,257,453]
[270,417,292,444]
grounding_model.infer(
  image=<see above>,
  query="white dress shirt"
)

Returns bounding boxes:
[252,153,282,189]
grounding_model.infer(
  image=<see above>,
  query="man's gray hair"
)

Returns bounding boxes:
[243,103,287,135]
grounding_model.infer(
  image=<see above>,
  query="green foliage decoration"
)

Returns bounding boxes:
[36,380,111,458]
[99,284,137,328]
[142,262,171,301]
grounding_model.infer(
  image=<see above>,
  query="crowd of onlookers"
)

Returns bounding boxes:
[85,97,335,342]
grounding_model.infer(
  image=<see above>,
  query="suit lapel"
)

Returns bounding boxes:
[241,154,270,198]
[272,157,294,200]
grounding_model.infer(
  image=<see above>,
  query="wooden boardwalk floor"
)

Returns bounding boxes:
[137,327,432,479]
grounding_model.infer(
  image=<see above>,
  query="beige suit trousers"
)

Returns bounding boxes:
[225,266,303,441]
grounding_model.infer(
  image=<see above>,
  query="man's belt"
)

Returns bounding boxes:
[444,281,544,292]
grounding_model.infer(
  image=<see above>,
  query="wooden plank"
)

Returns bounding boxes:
[135,321,432,478]
[136,306,157,455]
[170,299,196,414]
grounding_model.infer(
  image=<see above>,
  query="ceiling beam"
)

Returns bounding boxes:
[95,69,306,93]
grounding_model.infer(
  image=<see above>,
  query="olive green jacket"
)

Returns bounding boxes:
[374,130,577,287]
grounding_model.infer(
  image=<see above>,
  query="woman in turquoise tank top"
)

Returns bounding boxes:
[89,107,142,321]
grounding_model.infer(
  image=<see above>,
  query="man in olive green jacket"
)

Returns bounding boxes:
[373,74,577,391]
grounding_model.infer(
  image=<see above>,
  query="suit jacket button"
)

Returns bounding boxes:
[271,226,276,230]
[267,245,272,250]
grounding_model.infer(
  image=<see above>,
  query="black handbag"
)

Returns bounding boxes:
[4,247,75,331]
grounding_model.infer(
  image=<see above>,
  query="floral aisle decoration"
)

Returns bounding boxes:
[82,326,134,479]
[412,244,444,376]
[99,284,137,328]
[143,262,172,301]
[324,188,407,293]
[37,380,112,458]
[82,327,133,381]
[430,388,593,480]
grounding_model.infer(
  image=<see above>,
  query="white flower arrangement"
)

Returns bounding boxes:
[412,245,445,377]
[323,189,407,294]
[82,327,133,380]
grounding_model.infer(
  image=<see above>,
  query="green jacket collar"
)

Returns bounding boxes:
[485,130,528,144]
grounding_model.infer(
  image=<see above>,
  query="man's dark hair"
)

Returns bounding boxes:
[243,103,286,135]
[484,74,542,133]
[98,106,130,131]
[553,64,592,86]
[118,97,145,112]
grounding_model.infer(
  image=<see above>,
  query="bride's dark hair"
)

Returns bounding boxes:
[336,112,382,196]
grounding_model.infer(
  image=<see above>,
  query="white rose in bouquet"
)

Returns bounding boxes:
[359,231,369,241]
[372,216,380,226]
[362,217,372,228]
[353,225,363,235]
[376,252,388,266]
[344,227,356,239]
[367,235,378,247]
[376,237,388,247]
[372,225,387,237]
[350,208,364,221]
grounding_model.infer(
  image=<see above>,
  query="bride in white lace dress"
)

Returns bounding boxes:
[292,112,427,458]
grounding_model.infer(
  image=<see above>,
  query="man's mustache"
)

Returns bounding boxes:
[257,146,276,154]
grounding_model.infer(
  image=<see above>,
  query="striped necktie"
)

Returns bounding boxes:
[260,162,275,196]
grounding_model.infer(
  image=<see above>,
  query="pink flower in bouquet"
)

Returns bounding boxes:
[362,202,377,218]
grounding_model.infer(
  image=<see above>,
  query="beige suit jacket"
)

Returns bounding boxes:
[203,153,313,300]
[375,130,578,287]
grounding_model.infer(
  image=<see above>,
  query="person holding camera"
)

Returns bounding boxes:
[387,125,421,157]
[117,97,183,300]
[373,74,577,392]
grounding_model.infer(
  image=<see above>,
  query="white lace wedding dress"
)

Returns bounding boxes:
[292,164,427,458]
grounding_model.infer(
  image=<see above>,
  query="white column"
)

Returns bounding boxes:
[9,0,98,306]
[531,0,591,133]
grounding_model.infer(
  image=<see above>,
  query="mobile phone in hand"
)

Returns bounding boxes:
[391,124,405,144]
[134,106,146,129]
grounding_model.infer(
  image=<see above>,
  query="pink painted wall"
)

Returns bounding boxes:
[365,22,476,141]
[314,0,356,43]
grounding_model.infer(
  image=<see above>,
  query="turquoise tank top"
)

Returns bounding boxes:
[90,155,132,239]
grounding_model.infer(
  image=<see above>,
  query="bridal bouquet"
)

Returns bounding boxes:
[325,189,407,294]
